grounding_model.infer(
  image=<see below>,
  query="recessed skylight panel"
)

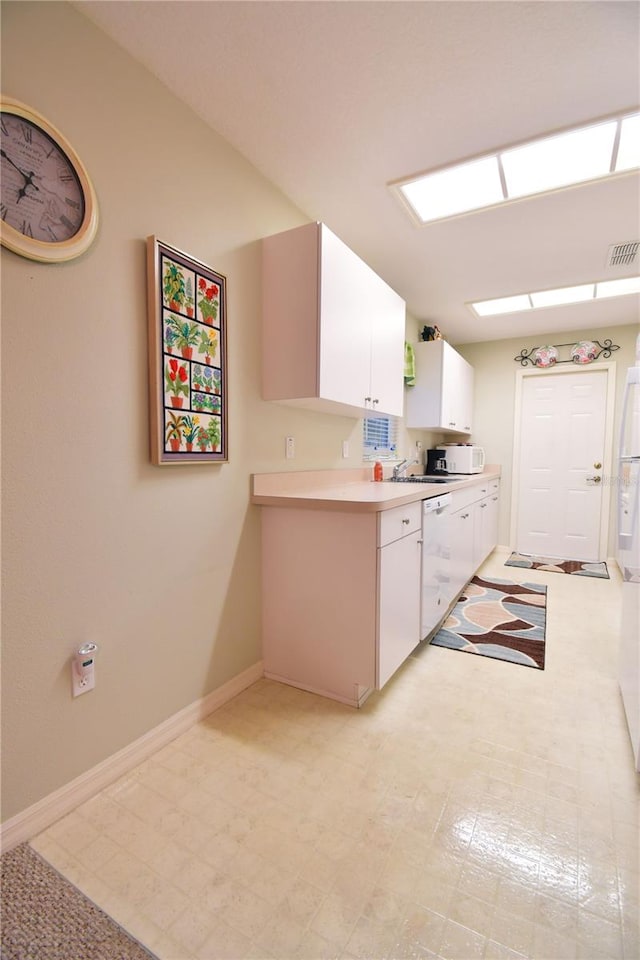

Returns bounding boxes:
[596,276,640,298]
[616,114,640,172]
[472,294,531,317]
[400,156,503,223]
[530,284,595,308]
[471,276,640,316]
[500,121,617,199]
[393,111,639,224]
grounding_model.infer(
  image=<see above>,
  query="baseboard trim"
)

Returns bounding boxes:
[0,660,264,854]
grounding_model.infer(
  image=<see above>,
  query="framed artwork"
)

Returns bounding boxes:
[147,237,227,464]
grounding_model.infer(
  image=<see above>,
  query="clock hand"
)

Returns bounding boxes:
[1,148,29,180]
[1,149,41,202]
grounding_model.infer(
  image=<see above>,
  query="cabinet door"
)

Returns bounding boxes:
[378,530,421,687]
[485,492,499,556]
[440,342,461,430]
[441,344,474,432]
[368,277,405,417]
[458,359,474,433]
[319,226,372,410]
[450,507,475,601]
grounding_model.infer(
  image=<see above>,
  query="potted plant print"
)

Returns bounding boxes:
[182,415,200,452]
[197,277,219,325]
[164,358,189,408]
[198,328,217,365]
[197,426,210,452]
[165,411,186,452]
[164,320,178,355]
[163,260,186,312]
[193,393,205,412]
[203,366,213,393]
[207,417,221,452]
[185,277,194,317]
[203,394,215,413]
[192,364,203,392]
[174,320,199,360]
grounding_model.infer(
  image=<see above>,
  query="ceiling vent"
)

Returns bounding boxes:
[607,241,639,267]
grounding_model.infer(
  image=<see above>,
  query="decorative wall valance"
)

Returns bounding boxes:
[514,338,620,368]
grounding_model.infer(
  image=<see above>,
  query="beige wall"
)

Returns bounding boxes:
[0,2,417,821]
[3,3,635,825]
[458,323,639,553]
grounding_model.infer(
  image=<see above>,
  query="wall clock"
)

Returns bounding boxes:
[0,96,98,262]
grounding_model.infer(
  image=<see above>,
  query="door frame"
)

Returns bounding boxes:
[510,361,617,560]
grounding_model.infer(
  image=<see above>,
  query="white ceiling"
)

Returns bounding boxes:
[76,0,640,344]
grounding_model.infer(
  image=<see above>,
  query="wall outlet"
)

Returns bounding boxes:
[342,440,349,458]
[285,436,295,459]
[72,643,97,697]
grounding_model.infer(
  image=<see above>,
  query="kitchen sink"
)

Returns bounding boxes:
[386,475,461,484]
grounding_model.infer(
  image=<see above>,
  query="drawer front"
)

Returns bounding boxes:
[378,501,422,546]
[450,487,479,512]
[451,478,499,511]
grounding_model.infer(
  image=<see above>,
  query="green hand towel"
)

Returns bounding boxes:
[404,341,416,386]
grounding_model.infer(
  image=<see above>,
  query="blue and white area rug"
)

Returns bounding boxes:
[430,576,547,669]
[505,551,609,579]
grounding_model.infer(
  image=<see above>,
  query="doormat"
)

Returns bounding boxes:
[505,551,609,579]
[430,575,547,669]
[1,842,157,960]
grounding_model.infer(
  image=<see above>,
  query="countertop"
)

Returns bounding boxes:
[251,466,501,513]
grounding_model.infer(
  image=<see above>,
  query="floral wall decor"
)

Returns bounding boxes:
[147,237,227,463]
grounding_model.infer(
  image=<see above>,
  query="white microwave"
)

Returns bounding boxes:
[444,444,485,474]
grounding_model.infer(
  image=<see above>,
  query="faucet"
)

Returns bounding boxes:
[393,457,419,479]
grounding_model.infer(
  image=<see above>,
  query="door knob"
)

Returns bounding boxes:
[594,462,602,469]
[586,475,602,484]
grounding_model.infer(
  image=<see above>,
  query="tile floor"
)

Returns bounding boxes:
[31,550,639,959]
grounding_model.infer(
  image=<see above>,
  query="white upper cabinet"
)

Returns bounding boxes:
[405,339,474,433]
[262,222,405,418]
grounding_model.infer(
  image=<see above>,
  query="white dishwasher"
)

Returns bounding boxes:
[421,494,452,639]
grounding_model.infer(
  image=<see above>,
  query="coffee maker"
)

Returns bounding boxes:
[425,448,448,475]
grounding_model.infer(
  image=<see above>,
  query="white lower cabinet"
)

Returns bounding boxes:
[476,485,500,567]
[449,479,500,601]
[449,505,475,604]
[378,508,422,687]
[259,478,499,707]
[261,502,421,707]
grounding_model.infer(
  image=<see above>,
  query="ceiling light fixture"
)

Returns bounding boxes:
[470,276,640,317]
[393,110,640,224]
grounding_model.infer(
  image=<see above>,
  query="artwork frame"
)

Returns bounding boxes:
[147,236,228,464]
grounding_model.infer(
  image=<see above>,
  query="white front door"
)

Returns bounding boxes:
[515,368,609,561]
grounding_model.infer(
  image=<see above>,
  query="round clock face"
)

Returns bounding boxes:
[0,98,98,262]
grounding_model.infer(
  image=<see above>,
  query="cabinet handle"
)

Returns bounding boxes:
[372,398,379,405]
[417,539,423,545]
[480,502,487,509]
[365,396,372,404]
[464,425,471,431]
[492,496,498,501]
[402,518,410,525]
[449,421,456,427]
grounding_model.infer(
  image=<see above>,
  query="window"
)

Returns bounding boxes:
[363,416,399,460]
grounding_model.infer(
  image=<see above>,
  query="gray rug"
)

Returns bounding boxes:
[1,842,157,960]
[505,551,609,579]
